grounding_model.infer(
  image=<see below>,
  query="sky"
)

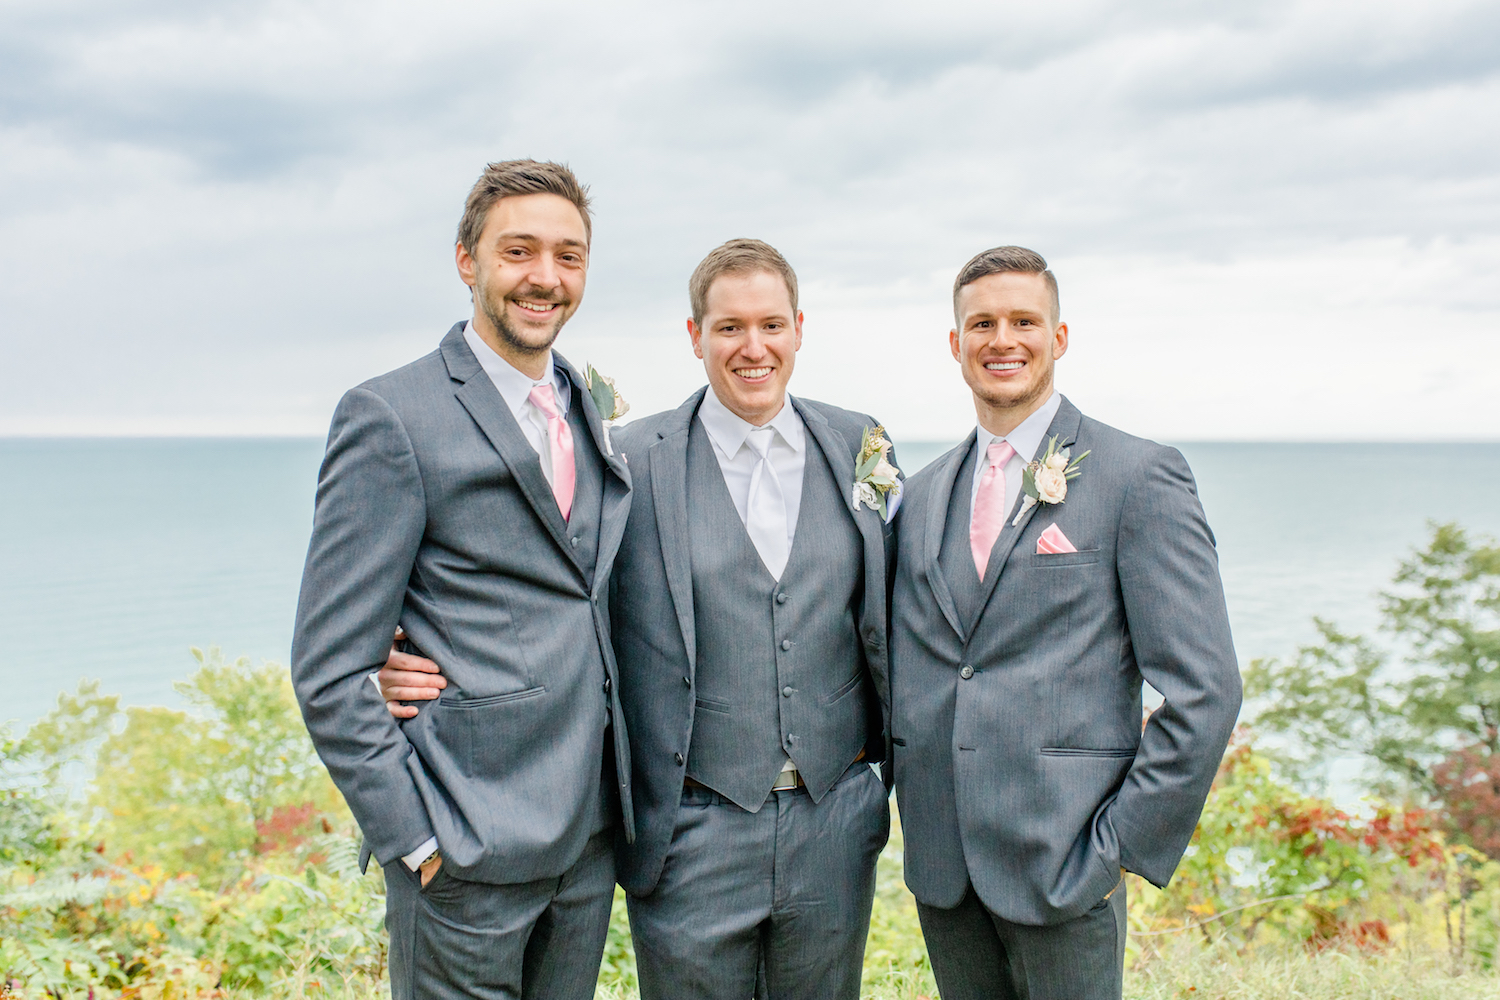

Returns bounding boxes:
[2,0,1497,442]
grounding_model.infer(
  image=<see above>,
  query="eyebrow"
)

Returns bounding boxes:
[494,232,589,250]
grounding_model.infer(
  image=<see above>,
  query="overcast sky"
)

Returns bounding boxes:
[3,0,1497,441]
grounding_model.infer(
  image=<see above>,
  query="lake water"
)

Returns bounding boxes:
[4,438,1499,732]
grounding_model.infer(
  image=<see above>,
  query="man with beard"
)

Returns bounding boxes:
[291,160,633,1000]
[380,239,897,999]
[889,247,1240,999]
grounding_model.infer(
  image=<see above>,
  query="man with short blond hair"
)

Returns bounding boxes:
[293,158,632,1000]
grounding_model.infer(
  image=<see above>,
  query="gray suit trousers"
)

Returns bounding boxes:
[385,829,615,1000]
[917,882,1128,1000]
[627,765,889,1000]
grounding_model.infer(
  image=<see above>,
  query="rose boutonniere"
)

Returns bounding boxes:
[1012,435,1089,526]
[852,425,903,522]
[583,364,630,455]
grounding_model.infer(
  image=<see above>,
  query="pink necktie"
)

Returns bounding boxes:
[970,441,1015,581]
[528,384,575,521]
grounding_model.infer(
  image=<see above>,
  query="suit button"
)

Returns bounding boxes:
[785,734,796,746]
[570,536,579,547]
[782,686,793,698]
[603,676,612,694]
[776,593,788,605]
[674,752,684,766]
[780,639,792,651]
[960,665,975,679]
[683,676,691,687]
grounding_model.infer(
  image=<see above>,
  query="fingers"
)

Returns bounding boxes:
[386,701,419,720]
[384,650,441,671]
[384,684,443,701]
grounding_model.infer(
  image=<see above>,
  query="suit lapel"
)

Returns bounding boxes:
[795,399,890,654]
[966,399,1085,637]
[443,328,576,569]
[555,353,632,594]
[924,433,975,640]
[650,389,706,674]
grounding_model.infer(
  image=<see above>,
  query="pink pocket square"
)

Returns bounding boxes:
[1036,523,1078,554]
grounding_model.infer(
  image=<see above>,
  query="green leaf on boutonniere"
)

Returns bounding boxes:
[856,452,881,480]
[585,365,615,419]
[1022,466,1040,500]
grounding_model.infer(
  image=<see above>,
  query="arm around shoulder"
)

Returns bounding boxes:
[291,386,436,866]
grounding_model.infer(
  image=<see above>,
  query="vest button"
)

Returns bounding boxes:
[683,676,691,687]
[674,752,685,766]
[782,686,793,698]
[776,593,788,604]
[603,676,612,694]
[960,665,975,679]
[781,639,792,651]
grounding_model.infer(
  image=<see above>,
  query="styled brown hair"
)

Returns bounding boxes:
[456,160,592,255]
[952,246,1060,325]
[688,239,799,326]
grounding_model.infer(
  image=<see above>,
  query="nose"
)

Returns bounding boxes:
[740,328,769,360]
[526,254,561,291]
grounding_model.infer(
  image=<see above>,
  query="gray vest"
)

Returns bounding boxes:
[684,416,869,811]
[561,375,605,586]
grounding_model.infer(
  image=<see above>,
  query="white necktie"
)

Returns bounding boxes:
[744,427,789,579]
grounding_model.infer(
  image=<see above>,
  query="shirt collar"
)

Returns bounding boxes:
[697,384,806,459]
[463,322,569,420]
[977,390,1062,464]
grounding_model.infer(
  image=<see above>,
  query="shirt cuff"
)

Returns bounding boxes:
[402,836,439,871]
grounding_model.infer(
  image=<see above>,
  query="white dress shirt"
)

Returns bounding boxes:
[463,322,570,488]
[696,386,807,555]
[970,391,1063,527]
[396,325,573,873]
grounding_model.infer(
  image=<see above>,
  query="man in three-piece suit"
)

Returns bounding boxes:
[608,240,896,999]
[290,160,633,1000]
[890,247,1241,1000]
[380,238,898,999]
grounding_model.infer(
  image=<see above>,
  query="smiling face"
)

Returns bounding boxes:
[688,269,803,426]
[950,270,1068,435]
[456,192,589,377]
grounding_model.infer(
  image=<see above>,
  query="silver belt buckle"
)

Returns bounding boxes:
[772,769,800,791]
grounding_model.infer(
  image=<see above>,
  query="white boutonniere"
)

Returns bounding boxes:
[852,425,903,523]
[1012,435,1090,526]
[583,364,630,455]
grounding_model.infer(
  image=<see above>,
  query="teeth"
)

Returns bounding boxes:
[516,301,556,313]
[986,362,1023,370]
[737,367,772,378]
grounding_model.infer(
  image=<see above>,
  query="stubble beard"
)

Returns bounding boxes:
[968,353,1054,416]
[478,284,568,359]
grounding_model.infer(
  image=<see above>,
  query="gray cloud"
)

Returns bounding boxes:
[1,0,1497,438]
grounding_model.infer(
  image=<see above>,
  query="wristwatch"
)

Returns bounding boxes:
[419,847,442,868]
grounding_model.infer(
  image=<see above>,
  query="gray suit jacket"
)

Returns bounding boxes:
[291,323,633,884]
[609,389,897,895]
[891,396,1240,925]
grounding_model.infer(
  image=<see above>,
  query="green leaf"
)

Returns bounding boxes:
[856,453,880,480]
[588,373,615,420]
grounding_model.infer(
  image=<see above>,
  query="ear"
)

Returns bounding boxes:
[688,318,705,360]
[793,311,804,352]
[1052,322,1069,361]
[455,242,477,289]
[949,327,962,362]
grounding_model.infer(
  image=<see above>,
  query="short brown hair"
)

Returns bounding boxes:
[456,160,592,255]
[688,239,799,326]
[952,246,1059,325]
